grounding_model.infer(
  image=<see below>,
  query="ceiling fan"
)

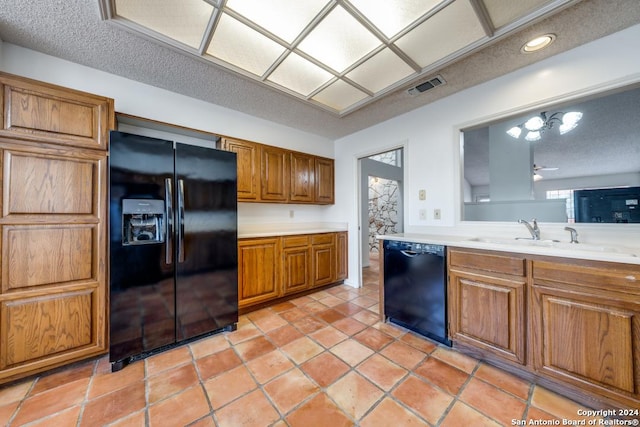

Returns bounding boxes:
[533,164,558,181]
[534,164,559,171]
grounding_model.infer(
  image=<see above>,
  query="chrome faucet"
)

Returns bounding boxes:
[564,226,579,243]
[517,219,540,240]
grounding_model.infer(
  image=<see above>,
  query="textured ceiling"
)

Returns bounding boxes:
[1,0,639,139]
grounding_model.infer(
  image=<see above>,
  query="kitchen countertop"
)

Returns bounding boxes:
[377,233,640,265]
[239,222,348,239]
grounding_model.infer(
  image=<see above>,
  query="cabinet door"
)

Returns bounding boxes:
[0,142,108,383]
[221,138,259,201]
[283,248,311,295]
[336,232,348,281]
[314,157,334,204]
[290,152,314,203]
[312,234,335,287]
[530,261,640,406]
[261,146,289,201]
[238,238,281,308]
[0,72,113,150]
[449,269,526,364]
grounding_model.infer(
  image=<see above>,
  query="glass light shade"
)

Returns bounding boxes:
[533,172,543,181]
[225,0,329,43]
[297,5,381,73]
[525,131,541,141]
[506,126,522,138]
[524,116,544,131]
[559,122,578,135]
[562,111,583,126]
[206,13,286,77]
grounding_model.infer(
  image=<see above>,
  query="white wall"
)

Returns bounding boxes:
[334,24,640,287]
[0,42,336,229]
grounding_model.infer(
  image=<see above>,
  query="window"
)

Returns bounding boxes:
[546,189,575,222]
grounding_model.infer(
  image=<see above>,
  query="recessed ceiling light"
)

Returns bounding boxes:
[521,34,556,53]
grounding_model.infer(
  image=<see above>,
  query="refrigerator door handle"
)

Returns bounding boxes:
[177,179,185,263]
[165,178,174,264]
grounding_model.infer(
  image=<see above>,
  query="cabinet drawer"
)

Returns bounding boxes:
[449,248,525,276]
[283,235,309,248]
[311,233,334,245]
[532,260,640,295]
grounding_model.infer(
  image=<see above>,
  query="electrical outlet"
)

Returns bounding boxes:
[419,209,427,220]
[289,210,294,218]
[434,209,441,220]
[418,189,426,200]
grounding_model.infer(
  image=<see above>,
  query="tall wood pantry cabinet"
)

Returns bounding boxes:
[0,72,114,384]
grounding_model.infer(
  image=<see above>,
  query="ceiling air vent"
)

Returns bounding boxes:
[407,75,446,96]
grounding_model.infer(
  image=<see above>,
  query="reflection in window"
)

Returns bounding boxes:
[546,189,575,222]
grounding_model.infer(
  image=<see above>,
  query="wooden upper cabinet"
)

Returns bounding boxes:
[0,72,114,150]
[289,152,314,203]
[221,137,259,201]
[219,135,335,205]
[261,145,289,202]
[315,157,334,204]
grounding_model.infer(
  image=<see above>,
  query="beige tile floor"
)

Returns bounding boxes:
[0,254,599,426]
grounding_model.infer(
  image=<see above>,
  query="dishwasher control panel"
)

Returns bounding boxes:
[384,240,445,256]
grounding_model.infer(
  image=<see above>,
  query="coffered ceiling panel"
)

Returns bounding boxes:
[267,52,333,96]
[346,48,415,94]
[99,0,587,117]
[114,0,213,49]
[395,0,486,68]
[312,79,369,111]
[348,0,444,38]
[297,5,381,74]
[484,0,554,28]
[206,13,286,77]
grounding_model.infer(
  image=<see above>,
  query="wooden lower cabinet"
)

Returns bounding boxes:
[282,235,311,295]
[530,259,640,407]
[239,231,347,311]
[448,249,526,365]
[238,237,281,308]
[447,247,640,409]
[336,231,348,281]
[312,233,336,287]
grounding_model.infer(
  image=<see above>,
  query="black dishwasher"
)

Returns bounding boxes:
[383,240,451,346]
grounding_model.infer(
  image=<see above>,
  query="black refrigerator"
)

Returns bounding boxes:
[108,131,238,371]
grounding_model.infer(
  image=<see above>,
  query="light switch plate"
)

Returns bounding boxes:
[434,209,441,220]
[419,189,426,200]
[419,209,427,220]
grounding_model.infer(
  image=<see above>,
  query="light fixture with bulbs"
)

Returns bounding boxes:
[506,111,583,141]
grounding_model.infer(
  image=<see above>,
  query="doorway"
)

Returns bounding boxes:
[359,148,404,273]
